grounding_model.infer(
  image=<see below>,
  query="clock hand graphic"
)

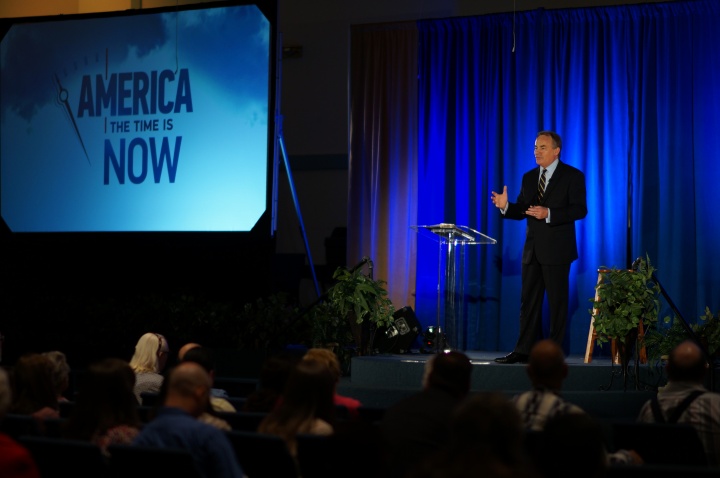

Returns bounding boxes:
[53,73,91,165]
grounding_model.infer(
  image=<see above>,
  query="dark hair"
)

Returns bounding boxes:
[181,347,216,374]
[258,359,336,440]
[450,392,524,466]
[537,130,562,157]
[64,358,140,440]
[9,353,58,415]
[427,351,473,398]
[244,352,300,413]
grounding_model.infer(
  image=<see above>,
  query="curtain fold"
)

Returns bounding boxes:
[349,1,720,354]
[348,22,418,311]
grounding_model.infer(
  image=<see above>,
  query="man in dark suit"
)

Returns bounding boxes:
[491,130,587,364]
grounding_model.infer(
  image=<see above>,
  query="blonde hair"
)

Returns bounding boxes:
[302,348,341,382]
[129,333,167,374]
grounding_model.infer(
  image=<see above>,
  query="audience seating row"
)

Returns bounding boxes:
[5,403,718,477]
[19,436,203,478]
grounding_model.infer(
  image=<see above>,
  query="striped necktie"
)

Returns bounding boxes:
[538,168,547,202]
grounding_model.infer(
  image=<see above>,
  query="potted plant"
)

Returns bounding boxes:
[313,265,395,356]
[644,307,720,361]
[589,255,661,385]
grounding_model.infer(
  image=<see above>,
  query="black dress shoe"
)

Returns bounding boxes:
[494,352,529,364]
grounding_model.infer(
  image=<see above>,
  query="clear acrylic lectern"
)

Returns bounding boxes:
[411,224,496,352]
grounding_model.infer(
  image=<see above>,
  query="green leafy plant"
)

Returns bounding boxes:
[326,266,395,329]
[590,254,661,346]
[312,266,395,354]
[644,307,720,359]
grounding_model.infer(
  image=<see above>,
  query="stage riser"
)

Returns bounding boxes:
[349,354,666,392]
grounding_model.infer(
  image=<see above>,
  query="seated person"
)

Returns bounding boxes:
[63,358,141,455]
[129,332,170,404]
[133,362,244,478]
[258,359,335,457]
[302,348,361,417]
[9,353,59,420]
[0,367,41,478]
[41,351,71,403]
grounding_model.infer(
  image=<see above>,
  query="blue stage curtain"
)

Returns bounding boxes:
[349,1,720,354]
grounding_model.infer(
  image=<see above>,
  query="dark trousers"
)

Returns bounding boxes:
[514,254,570,354]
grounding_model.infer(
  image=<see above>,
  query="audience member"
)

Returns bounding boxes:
[181,346,235,411]
[0,367,41,478]
[258,359,335,457]
[8,353,59,420]
[63,358,141,455]
[514,339,640,467]
[41,351,71,402]
[513,339,583,431]
[179,346,234,431]
[129,332,170,404]
[302,348,361,417]
[409,392,530,478]
[380,351,473,478]
[533,413,608,478]
[133,361,244,478]
[177,342,201,361]
[243,352,299,413]
[637,339,720,466]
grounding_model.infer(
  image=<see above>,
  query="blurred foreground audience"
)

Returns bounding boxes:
[0,367,41,478]
[380,351,473,478]
[133,361,244,478]
[41,351,71,403]
[302,347,361,417]
[258,358,335,457]
[243,351,299,413]
[637,339,720,466]
[63,358,141,454]
[9,353,59,420]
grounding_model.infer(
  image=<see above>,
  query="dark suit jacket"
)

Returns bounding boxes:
[505,161,587,265]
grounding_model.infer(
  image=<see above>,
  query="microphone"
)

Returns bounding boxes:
[631,257,642,272]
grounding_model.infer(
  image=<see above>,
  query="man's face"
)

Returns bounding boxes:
[534,134,559,168]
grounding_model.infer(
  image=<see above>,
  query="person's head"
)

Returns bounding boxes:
[666,340,708,384]
[279,359,336,424]
[42,350,71,399]
[0,367,11,419]
[164,361,212,418]
[129,332,170,374]
[534,130,562,167]
[177,342,201,361]
[9,353,58,414]
[259,353,300,392]
[422,351,473,399]
[449,392,525,466]
[526,339,567,391]
[302,348,341,384]
[66,358,139,439]
[244,352,300,413]
[181,346,217,382]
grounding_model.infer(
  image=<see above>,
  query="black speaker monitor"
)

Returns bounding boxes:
[373,306,420,354]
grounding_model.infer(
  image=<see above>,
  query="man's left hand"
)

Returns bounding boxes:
[525,205,548,220]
